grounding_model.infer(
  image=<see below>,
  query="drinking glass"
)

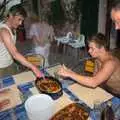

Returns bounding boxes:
[93,100,102,120]
[54,71,60,79]
[114,105,120,120]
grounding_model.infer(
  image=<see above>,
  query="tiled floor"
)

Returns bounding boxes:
[16,40,87,74]
[16,39,120,76]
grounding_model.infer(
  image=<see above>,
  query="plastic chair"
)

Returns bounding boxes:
[84,59,95,73]
[67,34,86,59]
[78,34,85,47]
[25,53,45,68]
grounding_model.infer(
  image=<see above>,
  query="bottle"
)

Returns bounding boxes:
[101,101,114,120]
[93,100,102,120]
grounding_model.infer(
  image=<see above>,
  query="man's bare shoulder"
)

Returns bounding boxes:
[0,27,10,35]
[105,56,120,68]
[0,28,11,42]
[114,56,120,67]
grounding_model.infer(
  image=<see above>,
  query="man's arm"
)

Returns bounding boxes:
[0,28,42,77]
[58,60,116,88]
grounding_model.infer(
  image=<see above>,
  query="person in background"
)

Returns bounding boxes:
[57,33,120,97]
[24,13,33,40]
[111,0,120,30]
[0,4,42,78]
[110,0,120,59]
[29,16,54,67]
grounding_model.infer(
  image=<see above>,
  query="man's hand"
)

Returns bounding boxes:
[31,66,44,78]
[57,64,72,78]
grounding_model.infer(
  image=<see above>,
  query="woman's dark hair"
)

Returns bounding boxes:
[88,33,108,50]
[7,4,27,18]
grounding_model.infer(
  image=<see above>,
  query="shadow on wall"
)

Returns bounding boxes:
[111,48,120,60]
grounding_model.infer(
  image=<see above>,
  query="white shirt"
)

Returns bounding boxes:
[0,23,16,68]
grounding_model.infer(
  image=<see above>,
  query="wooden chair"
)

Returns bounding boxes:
[25,53,45,68]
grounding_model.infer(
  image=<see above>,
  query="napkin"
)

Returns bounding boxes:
[68,84,113,108]
[13,71,36,85]
[0,85,22,112]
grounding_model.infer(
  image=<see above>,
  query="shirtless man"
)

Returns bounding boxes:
[57,33,120,97]
[0,4,42,77]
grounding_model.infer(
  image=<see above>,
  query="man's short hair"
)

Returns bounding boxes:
[7,4,27,18]
[88,33,108,50]
[111,0,120,11]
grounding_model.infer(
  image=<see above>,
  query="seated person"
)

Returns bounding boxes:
[57,33,120,97]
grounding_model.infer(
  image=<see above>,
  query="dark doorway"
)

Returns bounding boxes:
[117,30,120,48]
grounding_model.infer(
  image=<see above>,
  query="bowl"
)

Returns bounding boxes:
[25,94,54,120]
[35,76,63,100]
[50,103,89,120]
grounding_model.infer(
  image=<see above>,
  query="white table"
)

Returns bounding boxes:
[0,64,120,120]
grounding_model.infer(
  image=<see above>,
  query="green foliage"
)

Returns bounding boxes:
[0,0,12,20]
[0,0,28,21]
[50,0,65,25]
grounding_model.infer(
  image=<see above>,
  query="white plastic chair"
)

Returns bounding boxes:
[78,34,85,47]
[68,34,86,59]
[69,34,85,48]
